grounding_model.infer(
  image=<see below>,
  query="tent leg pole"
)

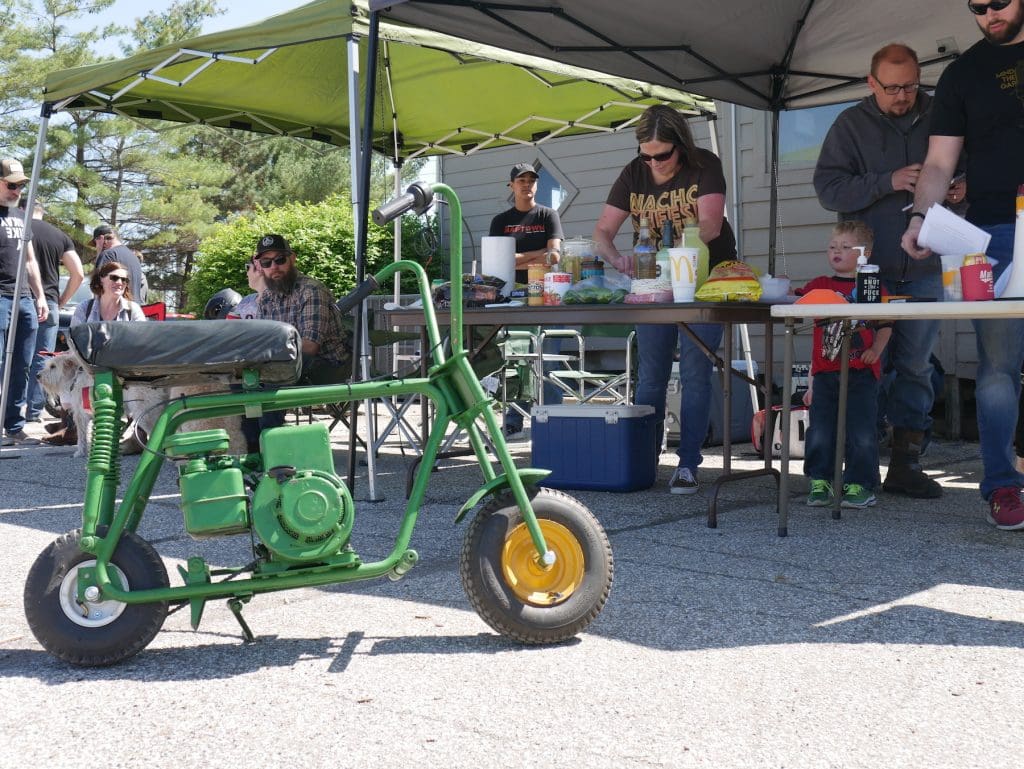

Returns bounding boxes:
[767,107,780,277]
[0,110,49,458]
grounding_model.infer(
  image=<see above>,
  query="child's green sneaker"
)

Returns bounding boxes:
[806,479,833,507]
[841,483,876,508]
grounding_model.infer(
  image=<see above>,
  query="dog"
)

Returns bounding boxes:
[36,353,94,457]
[38,354,246,457]
[127,380,247,454]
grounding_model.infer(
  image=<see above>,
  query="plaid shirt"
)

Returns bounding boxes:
[257,273,350,366]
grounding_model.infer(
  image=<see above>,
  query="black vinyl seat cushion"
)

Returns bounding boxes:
[69,319,302,385]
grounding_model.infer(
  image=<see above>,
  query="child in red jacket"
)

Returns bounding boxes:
[799,221,892,509]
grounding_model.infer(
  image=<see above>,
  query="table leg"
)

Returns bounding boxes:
[778,318,795,536]
[832,325,851,520]
[708,320,780,529]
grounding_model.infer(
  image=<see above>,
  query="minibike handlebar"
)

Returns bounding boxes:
[369,182,466,360]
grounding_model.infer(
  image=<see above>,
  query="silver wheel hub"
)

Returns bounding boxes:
[58,560,129,628]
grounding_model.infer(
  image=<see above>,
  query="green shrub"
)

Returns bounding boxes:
[184,194,443,313]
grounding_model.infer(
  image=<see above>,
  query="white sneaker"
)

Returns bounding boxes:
[669,466,698,495]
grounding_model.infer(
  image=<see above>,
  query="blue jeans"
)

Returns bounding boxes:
[0,295,39,434]
[25,299,58,419]
[973,222,1024,499]
[634,322,723,470]
[803,369,879,488]
[879,273,942,432]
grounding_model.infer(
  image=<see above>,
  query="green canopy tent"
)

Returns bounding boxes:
[3,0,713,487]
[41,0,713,160]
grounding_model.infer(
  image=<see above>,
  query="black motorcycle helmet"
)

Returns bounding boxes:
[203,288,243,320]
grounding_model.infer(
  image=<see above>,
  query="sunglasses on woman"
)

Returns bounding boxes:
[967,0,1012,14]
[637,146,677,163]
[106,274,129,284]
[257,254,289,268]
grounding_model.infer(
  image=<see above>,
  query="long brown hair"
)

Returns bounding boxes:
[89,260,134,302]
[634,104,703,170]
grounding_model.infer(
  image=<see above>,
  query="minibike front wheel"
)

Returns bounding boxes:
[460,487,613,643]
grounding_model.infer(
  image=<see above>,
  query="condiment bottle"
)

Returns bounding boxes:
[657,221,674,283]
[683,217,710,287]
[854,246,881,303]
[634,216,657,279]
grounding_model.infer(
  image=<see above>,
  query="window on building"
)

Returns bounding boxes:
[777,101,855,167]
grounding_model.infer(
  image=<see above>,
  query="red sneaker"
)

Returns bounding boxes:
[987,487,1024,531]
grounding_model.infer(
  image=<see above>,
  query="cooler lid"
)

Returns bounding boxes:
[532,404,654,424]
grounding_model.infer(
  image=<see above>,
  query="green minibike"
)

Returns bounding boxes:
[23,182,613,666]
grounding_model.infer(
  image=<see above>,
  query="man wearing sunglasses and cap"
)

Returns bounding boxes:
[92,224,147,303]
[243,233,352,451]
[0,157,49,445]
[901,0,1024,530]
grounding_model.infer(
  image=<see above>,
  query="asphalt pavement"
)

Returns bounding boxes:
[1,412,1022,768]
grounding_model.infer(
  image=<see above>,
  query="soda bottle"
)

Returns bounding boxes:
[634,215,657,279]
[683,217,710,287]
[656,221,674,283]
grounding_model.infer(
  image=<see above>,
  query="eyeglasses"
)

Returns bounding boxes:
[257,254,289,268]
[106,274,129,284]
[5,181,26,191]
[967,0,1012,14]
[637,146,677,163]
[875,81,920,95]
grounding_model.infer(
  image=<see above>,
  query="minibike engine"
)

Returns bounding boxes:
[167,422,355,567]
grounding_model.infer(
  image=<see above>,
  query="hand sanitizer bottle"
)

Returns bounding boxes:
[854,246,880,303]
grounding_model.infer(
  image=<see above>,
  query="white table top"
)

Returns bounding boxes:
[770,299,1024,321]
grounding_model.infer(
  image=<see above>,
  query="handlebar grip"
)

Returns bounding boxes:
[336,277,380,315]
[372,193,416,226]
[372,182,435,226]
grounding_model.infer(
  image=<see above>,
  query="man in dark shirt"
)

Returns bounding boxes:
[489,164,564,438]
[23,200,83,422]
[901,0,1024,530]
[92,225,147,303]
[0,158,49,445]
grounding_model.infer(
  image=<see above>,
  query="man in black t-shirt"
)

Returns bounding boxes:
[92,224,147,303]
[489,162,564,284]
[901,0,1024,530]
[0,158,49,444]
[23,201,83,422]
[488,164,564,437]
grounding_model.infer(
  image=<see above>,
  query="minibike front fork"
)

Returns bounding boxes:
[364,182,554,567]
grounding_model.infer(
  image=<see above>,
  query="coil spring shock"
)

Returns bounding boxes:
[87,382,120,477]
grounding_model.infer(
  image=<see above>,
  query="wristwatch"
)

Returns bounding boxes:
[908,211,926,221]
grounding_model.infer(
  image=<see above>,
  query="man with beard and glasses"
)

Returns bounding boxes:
[242,233,352,450]
[901,0,1024,530]
[815,43,965,500]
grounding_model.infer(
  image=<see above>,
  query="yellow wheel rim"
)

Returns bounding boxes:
[501,519,585,606]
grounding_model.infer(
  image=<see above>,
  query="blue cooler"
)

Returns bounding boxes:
[531,405,658,492]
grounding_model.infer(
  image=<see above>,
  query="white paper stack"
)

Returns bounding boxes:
[918,203,991,257]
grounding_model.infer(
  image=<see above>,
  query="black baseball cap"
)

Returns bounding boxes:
[93,224,114,239]
[255,233,291,255]
[509,163,538,182]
